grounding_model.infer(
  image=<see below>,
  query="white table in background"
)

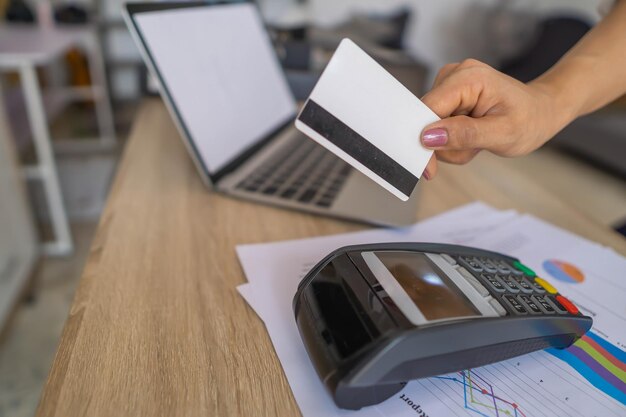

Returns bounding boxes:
[0,25,116,256]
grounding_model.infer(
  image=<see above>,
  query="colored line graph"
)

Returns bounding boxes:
[547,331,626,406]
[435,370,526,417]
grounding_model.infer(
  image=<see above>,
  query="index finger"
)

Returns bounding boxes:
[421,74,478,119]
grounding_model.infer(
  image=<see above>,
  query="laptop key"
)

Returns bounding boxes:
[281,188,298,199]
[316,199,333,208]
[298,189,318,203]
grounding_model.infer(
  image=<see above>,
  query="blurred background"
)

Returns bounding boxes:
[0,0,624,416]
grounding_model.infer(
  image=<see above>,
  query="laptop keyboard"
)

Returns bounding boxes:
[236,138,351,208]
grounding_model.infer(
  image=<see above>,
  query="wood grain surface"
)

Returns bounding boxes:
[36,99,626,417]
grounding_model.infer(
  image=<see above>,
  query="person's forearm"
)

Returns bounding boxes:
[530,1,626,134]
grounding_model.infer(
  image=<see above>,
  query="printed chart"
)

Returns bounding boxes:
[434,370,526,417]
[542,259,585,283]
[414,348,625,417]
[547,331,626,406]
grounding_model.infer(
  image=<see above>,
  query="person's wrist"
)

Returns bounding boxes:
[527,78,577,144]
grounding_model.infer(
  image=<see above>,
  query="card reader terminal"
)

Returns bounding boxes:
[293,243,592,409]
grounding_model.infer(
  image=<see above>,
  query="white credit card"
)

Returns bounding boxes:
[295,38,438,201]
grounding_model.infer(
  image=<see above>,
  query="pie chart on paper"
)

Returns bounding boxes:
[542,259,585,283]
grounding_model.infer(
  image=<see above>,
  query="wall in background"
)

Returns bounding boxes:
[22,0,605,100]
[262,0,602,84]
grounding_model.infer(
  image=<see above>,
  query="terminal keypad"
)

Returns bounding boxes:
[452,254,581,317]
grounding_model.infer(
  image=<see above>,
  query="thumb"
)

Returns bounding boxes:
[421,115,503,152]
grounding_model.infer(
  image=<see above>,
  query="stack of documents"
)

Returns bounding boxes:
[237,202,626,416]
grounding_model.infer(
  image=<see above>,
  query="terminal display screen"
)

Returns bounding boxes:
[375,252,479,321]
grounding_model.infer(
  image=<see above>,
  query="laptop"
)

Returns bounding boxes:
[123,1,420,226]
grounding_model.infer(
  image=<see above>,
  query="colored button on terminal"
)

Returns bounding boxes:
[534,277,558,294]
[513,260,536,277]
[556,295,579,315]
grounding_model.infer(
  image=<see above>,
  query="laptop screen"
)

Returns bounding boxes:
[132,3,296,175]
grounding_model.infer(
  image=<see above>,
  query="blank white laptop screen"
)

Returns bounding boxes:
[134,3,296,173]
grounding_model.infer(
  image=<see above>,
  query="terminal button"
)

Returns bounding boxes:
[476,257,498,273]
[532,295,555,314]
[529,280,546,294]
[556,295,580,315]
[498,275,520,293]
[512,276,534,293]
[534,277,558,294]
[441,253,457,266]
[494,260,512,275]
[489,298,507,316]
[459,256,483,272]
[513,260,536,277]
[458,267,490,297]
[547,295,568,314]
[480,273,505,293]
[503,295,527,315]
[518,295,542,314]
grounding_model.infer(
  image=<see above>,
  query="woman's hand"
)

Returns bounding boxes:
[420,59,571,179]
[419,1,626,180]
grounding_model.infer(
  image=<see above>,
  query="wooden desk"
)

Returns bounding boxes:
[36,99,626,416]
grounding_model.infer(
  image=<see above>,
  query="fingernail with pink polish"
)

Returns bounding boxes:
[423,169,431,181]
[422,128,448,147]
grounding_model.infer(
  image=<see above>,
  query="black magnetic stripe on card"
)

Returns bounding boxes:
[298,99,418,198]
